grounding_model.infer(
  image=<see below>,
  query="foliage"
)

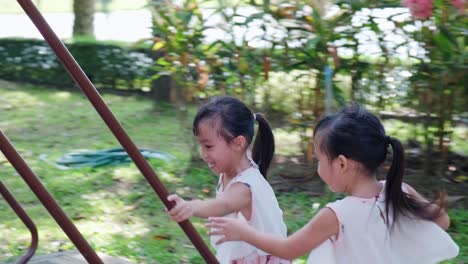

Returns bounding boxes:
[399,0,467,172]
[150,0,208,103]
[1,0,467,179]
[0,38,152,91]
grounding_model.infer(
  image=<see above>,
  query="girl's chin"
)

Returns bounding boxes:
[208,166,219,174]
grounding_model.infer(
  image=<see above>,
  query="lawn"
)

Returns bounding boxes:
[0,80,466,263]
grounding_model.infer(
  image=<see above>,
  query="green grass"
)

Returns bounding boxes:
[0,80,465,263]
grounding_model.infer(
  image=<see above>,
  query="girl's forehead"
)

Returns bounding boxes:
[196,119,222,137]
[198,118,220,131]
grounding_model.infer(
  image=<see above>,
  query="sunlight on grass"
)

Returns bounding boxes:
[2,91,40,107]
[113,167,141,183]
[78,213,151,239]
[158,170,180,183]
[52,91,72,100]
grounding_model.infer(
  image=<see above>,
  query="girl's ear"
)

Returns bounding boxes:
[336,154,348,171]
[232,135,247,151]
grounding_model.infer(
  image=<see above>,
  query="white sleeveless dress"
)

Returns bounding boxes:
[306,181,459,264]
[210,165,290,264]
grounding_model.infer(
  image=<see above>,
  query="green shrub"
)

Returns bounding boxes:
[0,38,152,90]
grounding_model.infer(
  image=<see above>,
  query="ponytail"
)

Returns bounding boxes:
[313,103,444,229]
[385,136,441,228]
[252,113,275,178]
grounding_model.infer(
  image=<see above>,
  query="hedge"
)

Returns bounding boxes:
[0,38,153,91]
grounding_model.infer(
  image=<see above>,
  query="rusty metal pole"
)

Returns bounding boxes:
[0,180,38,264]
[0,131,104,264]
[15,1,218,263]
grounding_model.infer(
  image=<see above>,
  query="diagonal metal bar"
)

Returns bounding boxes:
[0,131,103,263]
[0,180,38,264]
[15,1,218,263]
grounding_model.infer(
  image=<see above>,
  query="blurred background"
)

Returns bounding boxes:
[0,0,466,263]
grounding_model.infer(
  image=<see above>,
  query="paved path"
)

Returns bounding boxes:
[4,250,132,264]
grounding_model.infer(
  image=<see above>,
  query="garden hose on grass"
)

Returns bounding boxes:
[41,147,173,169]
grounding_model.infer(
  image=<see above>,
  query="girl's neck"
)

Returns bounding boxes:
[222,155,252,181]
[347,176,383,199]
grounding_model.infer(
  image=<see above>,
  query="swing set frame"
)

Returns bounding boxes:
[0,1,218,263]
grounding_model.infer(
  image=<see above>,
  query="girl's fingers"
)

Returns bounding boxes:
[207,230,224,236]
[168,205,182,217]
[207,217,225,223]
[167,194,180,202]
[173,210,189,222]
[205,222,221,228]
[215,237,226,245]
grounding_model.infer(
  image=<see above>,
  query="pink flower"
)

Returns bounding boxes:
[402,0,434,19]
[451,0,466,15]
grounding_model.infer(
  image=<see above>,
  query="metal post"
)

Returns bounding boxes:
[16,0,218,262]
[0,131,103,264]
[0,180,38,264]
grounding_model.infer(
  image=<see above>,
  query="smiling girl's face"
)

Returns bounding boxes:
[196,119,239,178]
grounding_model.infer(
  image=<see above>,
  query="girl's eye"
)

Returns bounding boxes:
[205,145,212,149]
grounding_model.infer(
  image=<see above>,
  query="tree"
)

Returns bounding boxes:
[73,0,95,38]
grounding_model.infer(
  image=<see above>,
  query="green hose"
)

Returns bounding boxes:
[49,147,173,169]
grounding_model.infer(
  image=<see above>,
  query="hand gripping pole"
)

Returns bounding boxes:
[16,0,218,263]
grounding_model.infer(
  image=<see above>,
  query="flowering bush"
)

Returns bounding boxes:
[402,0,466,19]
[400,0,466,158]
[403,0,434,19]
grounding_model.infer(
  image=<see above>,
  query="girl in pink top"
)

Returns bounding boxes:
[207,104,459,263]
[167,96,289,264]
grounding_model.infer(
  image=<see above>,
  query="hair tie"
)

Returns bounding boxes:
[253,113,256,121]
[385,135,391,145]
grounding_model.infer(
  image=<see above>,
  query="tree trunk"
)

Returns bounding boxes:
[73,0,95,37]
[151,74,174,102]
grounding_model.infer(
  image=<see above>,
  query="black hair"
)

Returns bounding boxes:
[313,103,440,228]
[193,96,275,178]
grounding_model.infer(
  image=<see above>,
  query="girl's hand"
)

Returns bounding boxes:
[166,194,193,222]
[206,217,251,245]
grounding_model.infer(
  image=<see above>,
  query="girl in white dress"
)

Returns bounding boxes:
[207,104,459,263]
[167,96,290,264]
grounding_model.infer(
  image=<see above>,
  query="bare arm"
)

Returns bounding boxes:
[403,182,450,230]
[167,182,251,222]
[207,207,339,260]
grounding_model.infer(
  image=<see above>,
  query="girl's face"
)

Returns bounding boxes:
[196,119,238,177]
[314,140,345,192]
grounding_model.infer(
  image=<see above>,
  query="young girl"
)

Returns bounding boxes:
[207,104,459,263]
[167,96,290,264]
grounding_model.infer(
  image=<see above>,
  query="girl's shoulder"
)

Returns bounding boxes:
[234,167,264,184]
[325,194,384,223]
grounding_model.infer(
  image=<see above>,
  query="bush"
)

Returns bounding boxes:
[0,38,153,90]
